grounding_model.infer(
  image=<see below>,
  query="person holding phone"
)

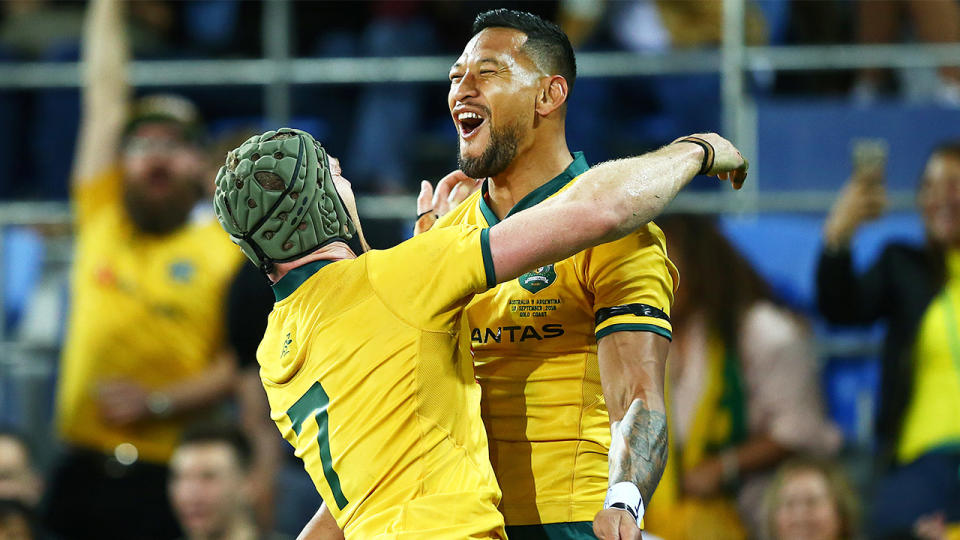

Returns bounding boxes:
[817,140,960,537]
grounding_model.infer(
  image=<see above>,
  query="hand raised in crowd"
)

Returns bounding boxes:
[824,164,887,249]
[414,170,482,235]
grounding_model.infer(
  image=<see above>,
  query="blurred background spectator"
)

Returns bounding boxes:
[40,0,243,538]
[763,457,860,540]
[645,214,841,540]
[169,423,288,540]
[0,498,37,540]
[818,141,960,538]
[0,430,42,510]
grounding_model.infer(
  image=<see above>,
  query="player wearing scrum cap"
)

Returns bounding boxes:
[214,127,746,539]
[44,0,242,537]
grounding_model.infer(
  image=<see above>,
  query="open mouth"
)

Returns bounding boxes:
[457,111,486,139]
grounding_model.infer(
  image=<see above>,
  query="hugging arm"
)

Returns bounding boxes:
[488,134,746,284]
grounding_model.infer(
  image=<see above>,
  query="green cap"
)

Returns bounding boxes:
[213,128,356,272]
[123,94,204,143]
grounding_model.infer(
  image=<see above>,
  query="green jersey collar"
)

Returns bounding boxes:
[479,151,589,226]
[272,259,335,302]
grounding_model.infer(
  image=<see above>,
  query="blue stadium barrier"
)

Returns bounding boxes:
[758,100,960,192]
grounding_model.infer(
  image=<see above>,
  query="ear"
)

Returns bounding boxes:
[535,75,569,118]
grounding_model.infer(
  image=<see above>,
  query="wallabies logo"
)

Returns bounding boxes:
[518,264,557,294]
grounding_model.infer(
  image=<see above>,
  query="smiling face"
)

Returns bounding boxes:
[773,470,843,540]
[122,122,205,234]
[918,151,960,247]
[448,27,546,179]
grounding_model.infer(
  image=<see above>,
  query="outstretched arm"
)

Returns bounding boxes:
[73,0,130,184]
[488,134,747,284]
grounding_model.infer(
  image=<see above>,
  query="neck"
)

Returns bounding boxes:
[486,135,572,220]
[268,242,356,283]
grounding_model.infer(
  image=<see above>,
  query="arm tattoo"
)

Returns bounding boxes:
[608,398,668,503]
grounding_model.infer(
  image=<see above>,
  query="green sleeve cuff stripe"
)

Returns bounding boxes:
[480,228,496,289]
[596,323,672,342]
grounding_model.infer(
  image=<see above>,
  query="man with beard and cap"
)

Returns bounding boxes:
[413,9,684,540]
[216,126,745,540]
[42,0,243,538]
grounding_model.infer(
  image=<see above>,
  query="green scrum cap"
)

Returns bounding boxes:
[213,128,356,272]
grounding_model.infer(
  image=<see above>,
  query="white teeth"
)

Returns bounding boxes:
[457,112,482,121]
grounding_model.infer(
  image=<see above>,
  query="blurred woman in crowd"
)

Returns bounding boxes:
[818,141,960,537]
[764,457,859,540]
[645,214,841,540]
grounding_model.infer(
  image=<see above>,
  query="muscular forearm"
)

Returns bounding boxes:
[600,333,671,505]
[490,143,703,283]
[608,397,669,504]
[565,143,703,240]
[74,0,130,182]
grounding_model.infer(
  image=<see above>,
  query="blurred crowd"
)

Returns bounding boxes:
[1,0,960,198]
[2,1,960,540]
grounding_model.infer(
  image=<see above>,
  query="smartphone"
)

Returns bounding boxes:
[851,138,888,184]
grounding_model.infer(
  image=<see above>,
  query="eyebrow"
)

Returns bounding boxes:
[450,57,505,71]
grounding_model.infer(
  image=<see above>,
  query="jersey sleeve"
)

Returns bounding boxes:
[579,222,678,341]
[72,165,124,229]
[365,224,495,332]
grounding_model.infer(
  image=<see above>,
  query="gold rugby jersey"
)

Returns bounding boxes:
[57,166,242,463]
[434,152,678,525]
[257,225,506,539]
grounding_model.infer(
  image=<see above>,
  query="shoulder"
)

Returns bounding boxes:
[581,220,668,262]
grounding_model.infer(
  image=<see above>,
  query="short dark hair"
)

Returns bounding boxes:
[472,9,577,93]
[178,423,253,471]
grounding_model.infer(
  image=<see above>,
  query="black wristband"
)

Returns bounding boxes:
[676,136,715,175]
[416,209,434,220]
[609,502,639,522]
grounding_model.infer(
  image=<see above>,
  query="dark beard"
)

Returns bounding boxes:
[458,122,520,179]
[123,181,200,235]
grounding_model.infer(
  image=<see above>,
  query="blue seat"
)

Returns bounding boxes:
[719,212,925,312]
[3,226,45,334]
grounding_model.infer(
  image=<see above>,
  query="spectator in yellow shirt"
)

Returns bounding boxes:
[42,0,242,538]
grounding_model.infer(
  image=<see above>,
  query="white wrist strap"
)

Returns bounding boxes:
[604,482,644,526]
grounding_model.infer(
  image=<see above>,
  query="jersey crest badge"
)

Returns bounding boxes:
[169,260,195,283]
[518,264,556,294]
